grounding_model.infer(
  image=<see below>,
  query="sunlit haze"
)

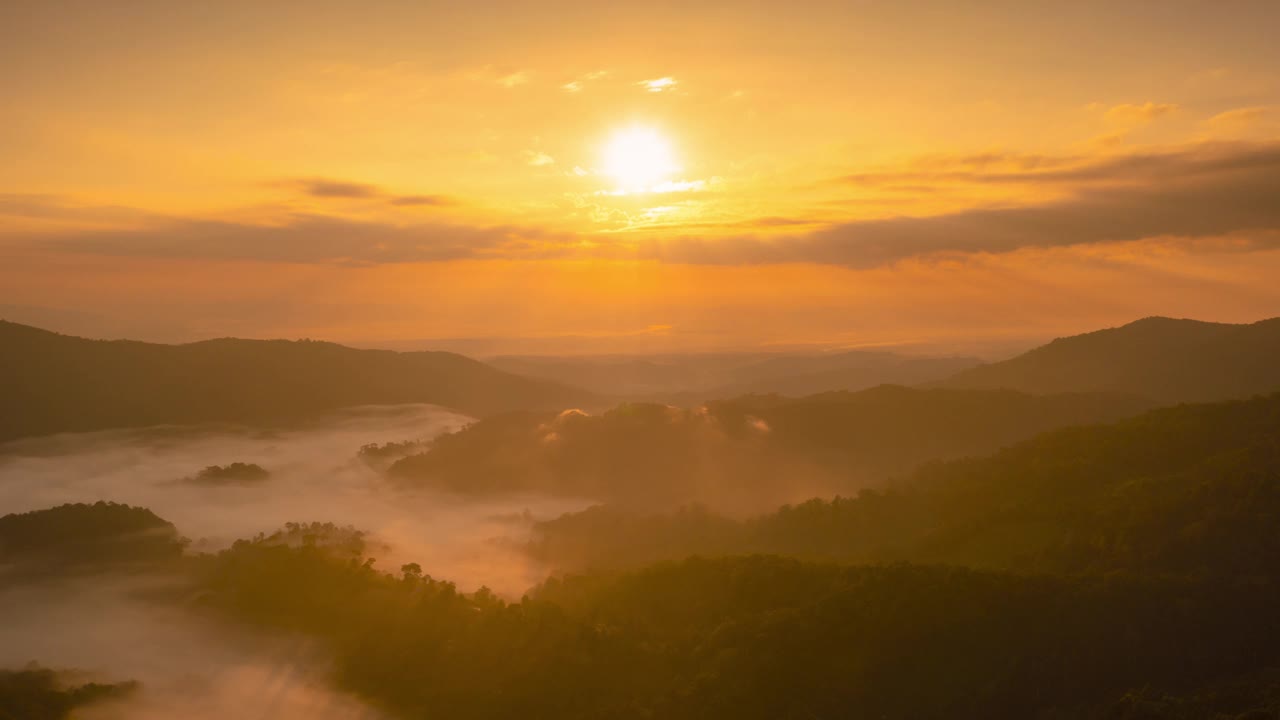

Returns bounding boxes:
[3,1,1278,352]
[3,5,1280,719]
[603,127,679,192]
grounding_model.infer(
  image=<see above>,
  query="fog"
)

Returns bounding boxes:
[0,405,594,718]
[0,404,592,594]
[0,576,386,720]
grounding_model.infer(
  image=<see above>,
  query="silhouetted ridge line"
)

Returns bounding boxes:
[939,315,1280,401]
[0,320,593,443]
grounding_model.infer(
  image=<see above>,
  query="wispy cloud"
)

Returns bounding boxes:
[497,70,529,88]
[649,142,1280,268]
[14,144,1280,270]
[836,143,1277,188]
[465,65,532,89]
[1205,106,1269,128]
[389,195,451,207]
[291,178,382,199]
[639,77,677,93]
[285,178,452,207]
[30,214,568,265]
[561,70,608,93]
[1103,102,1180,125]
[524,151,555,167]
[0,194,153,224]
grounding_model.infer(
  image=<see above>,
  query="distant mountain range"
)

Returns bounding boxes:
[389,385,1156,512]
[939,316,1280,402]
[489,350,982,401]
[529,389,1280,576]
[491,315,1280,404]
[0,321,592,444]
[5,315,1278,445]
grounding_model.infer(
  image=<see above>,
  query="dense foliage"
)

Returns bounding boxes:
[0,667,136,720]
[942,316,1280,402]
[529,392,1280,574]
[0,501,187,573]
[390,386,1152,511]
[6,385,1280,719]
[356,440,428,470]
[194,539,1280,719]
[185,462,271,485]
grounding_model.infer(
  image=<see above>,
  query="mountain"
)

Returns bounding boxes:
[704,352,982,399]
[486,353,766,396]
[528,391,1280,575]
[488,350,982,402]
[0,321,592,444]
[939,316,1280,402]
[389,385,1155,512]
[204,537,1280,720]
[0,502,187,574]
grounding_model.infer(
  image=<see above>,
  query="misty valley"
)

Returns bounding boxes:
[1,317,1279,719]
[7,3,1280,715]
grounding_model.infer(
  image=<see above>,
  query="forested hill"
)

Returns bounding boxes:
[939,315,1280,402]
[0,321,592,443]
[7,392,1280,718]
[390,385,1155,511]
[529,390,1280,574]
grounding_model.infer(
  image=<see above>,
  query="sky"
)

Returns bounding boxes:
[2,0,1279,354]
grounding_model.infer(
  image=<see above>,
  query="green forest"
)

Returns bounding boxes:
[4,391,1280,718]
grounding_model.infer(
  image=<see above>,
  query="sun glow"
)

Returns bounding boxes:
[603,127,678,192]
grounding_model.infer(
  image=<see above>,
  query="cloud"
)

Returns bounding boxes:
[639,77,677,93]
[497,70,529,88]
[837,143,1280,188]
[647,143,1280,268]
[524,151,555,167]
[0,194,157,227]
[730,216,814,229]
[389,195,451,207]
[561,70,608,93]
[14,144,1280,270]
[287,178,451,207]
[293,178,382,199]
[463,66,533,89]
[1103,102,1180,125]
[1206,106,1268,128]
[32,213,569,265]
[650,179,707,193]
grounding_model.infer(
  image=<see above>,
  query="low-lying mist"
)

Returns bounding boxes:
[0,404,592,719]
[0,576,386,720]
[0,404,589,594]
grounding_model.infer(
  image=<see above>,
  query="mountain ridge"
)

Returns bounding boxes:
[0,320,594,444]
[938,315,1280,401]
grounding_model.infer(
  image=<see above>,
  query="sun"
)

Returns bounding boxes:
[602,126,677,192]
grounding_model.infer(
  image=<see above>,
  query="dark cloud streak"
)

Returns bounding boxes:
[837,143,1280,188]
[41,214,554,265]
[8,144,1280,268]
[649,143,1280,267]
[287,178,453,207]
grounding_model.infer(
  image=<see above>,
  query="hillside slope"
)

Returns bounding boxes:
[939,316,1280,401]
[390,385,1155,511]
[490,350,981,401]
[529,391,1280,574]
[0,321,591,443]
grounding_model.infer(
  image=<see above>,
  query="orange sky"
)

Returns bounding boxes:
[2,0,1279,353]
